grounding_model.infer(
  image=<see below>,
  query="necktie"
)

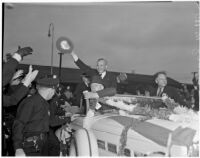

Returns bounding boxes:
[157,88,162,97]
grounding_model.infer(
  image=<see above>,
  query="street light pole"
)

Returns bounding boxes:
[58,52,64,81]
[48,23,54,75]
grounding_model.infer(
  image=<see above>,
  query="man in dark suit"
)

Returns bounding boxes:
[150,71,189,107]
[70,51,117,99]
[89,75,117,111]
[73,73,91,108]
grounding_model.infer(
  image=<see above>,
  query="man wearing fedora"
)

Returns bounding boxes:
[12,75,59,156]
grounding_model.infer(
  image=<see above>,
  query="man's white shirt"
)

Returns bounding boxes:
[100,71,106,79]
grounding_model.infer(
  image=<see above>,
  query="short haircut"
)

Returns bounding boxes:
[154,71,167,80]
[97,58,108,65]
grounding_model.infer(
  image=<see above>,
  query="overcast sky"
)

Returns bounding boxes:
[3,2,199,83]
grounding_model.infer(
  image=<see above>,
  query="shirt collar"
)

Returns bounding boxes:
[85,82,89,87]
[100,71,106,79]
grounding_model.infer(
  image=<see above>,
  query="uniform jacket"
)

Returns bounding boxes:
[3,58,19,87]
[3,58,29,107]
[3,84,29,107]
[12,93,50,150]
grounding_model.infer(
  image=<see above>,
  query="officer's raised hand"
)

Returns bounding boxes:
[16,46,33,59]
[15,148,26,156]
[21,65,39,87]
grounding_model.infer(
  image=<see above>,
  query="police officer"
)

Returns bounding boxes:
[12,75,59,156]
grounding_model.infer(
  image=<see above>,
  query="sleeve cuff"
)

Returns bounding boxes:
[12,53,22,62]
[71,52,78,62]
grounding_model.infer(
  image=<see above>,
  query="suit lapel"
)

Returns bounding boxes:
[160,87,167,97]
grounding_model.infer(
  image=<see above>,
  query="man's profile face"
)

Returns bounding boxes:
[82,76,90,84]
[156,74,167,87]
[64,90,72,99]
[97,60,107,74]
[47,88,56,100]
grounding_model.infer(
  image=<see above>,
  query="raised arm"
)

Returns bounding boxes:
[3,47,33,87]
[70,51,95,76]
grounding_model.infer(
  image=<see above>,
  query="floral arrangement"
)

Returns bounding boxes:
[102,95,164,108]
[161,93,180,110]
[100,94,198,121]
[129,105,172,120]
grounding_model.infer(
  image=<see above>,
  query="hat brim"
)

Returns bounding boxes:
[37,83,57,89]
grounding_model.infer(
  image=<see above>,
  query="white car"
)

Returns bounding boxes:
[59,95,199,157]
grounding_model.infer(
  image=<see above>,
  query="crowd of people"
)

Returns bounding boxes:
[2,46,199,156]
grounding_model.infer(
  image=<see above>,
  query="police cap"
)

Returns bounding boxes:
[37,75,59,88]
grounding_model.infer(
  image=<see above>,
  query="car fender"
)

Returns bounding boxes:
[69,128,99,156]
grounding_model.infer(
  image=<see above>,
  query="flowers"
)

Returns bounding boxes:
[104,99,136,112]
[168,106,199,130]
[100,95,198,123]
[129,105,172,120]
[100,95,173,120]
[161,93,179,110]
